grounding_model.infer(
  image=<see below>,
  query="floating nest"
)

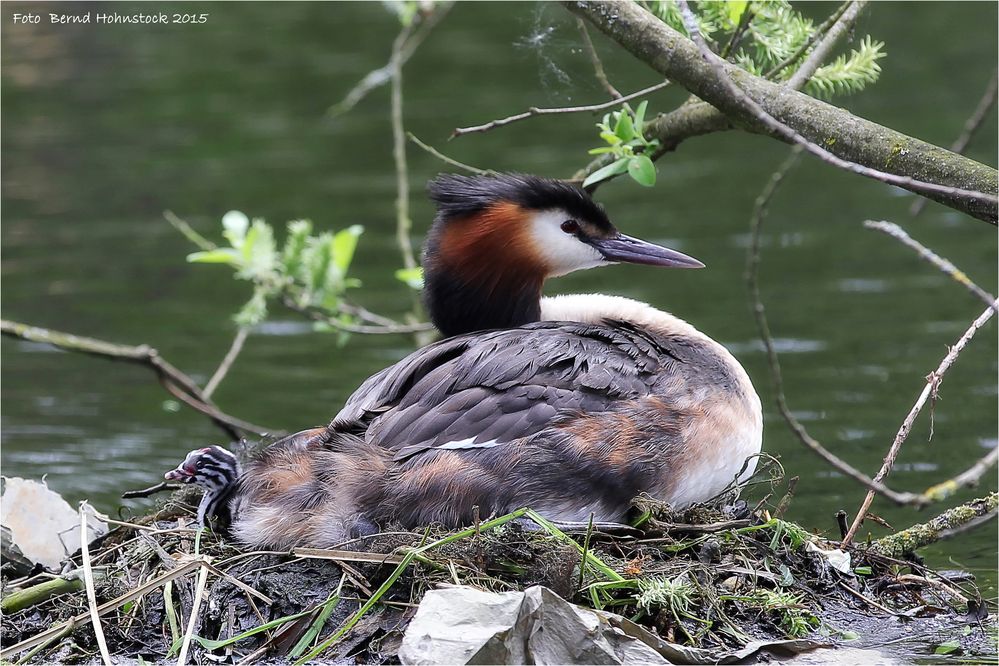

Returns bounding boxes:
[1,462,995,664]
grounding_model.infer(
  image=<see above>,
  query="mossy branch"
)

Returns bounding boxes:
[566,0,998,222]
[869,493,998,558]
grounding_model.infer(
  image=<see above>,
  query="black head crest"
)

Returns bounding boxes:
[427,173,613,231]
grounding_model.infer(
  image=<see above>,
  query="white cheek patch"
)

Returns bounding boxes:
[529,210,605,277]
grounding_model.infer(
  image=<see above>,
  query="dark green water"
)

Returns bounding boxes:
[2,0,996,609]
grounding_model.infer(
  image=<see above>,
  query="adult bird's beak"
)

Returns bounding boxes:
[588,233,705,269]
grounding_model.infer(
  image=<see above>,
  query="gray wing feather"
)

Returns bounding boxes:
[332,321,679,462]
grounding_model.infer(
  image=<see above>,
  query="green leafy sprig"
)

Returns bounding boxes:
[583,101,660,188]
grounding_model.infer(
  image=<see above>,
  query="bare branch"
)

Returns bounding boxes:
[744,148,926,506]
[203,326,249,400]
[408,133,491,174]
[328,3,452,118]
[922,447,999,504]
[911,69,999,217]
[576,17,621,99]
[391,20,418,272]
[0,319,275,439]
[281,297,434,335]
[566,0,998,222]
[452,81,670,138]
[842,305,996,546]
[863,221,998,313]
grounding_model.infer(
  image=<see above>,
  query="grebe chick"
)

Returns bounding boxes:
[164,173,763,549]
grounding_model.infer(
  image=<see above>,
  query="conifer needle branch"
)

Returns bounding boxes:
[787,1,869,89]
[451,81,670,138]
[863,221,999,313]
[673,0,997,219]
[745,147,924,507]
[764,0,852,79]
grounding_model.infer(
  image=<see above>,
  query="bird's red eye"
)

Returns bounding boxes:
[561,220,580,234]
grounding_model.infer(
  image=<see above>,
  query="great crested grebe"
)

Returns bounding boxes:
[165,173,763,549]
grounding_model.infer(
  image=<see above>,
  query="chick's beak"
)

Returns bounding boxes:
[164,465,194,482]
[588,233,704,269]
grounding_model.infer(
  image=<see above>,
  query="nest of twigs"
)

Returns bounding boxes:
[1,458,993,664]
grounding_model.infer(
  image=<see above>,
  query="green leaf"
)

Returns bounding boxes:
[633,100,649,133]
[187,249,240,265]
[853,566,872,576]
[614,111,636,142]
[332,225,364,273]
[627,155,657,187]
[728,0,749,26]
[222,210,249,248]
[934,640,960,655]
[587,147,616,155]
[395,266,424,290]
[582,158,630,188]
[599,131,623,146]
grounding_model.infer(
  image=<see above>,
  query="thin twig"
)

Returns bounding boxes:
[786,1,868,89]
[452,80,670,138]
[836,580,898,616]
[407,133,490,175]
[911,69,998,217]
[863,221,998,313]
[165,211,217,252]
[204,327,249,400]
[80,504,112,666]
[281,297,433,335]
[719,3,755,59]
[576,18,621,99]
[328,3,452,118]
[675,0,997,217]
[842,305,996,545]
[745,147,925,506]
[121,481,180,500]
[0,319,273,439]
[894,574,970,605]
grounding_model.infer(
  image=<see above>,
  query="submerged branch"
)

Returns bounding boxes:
[566,0,998,222]
[0,319,275,439]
